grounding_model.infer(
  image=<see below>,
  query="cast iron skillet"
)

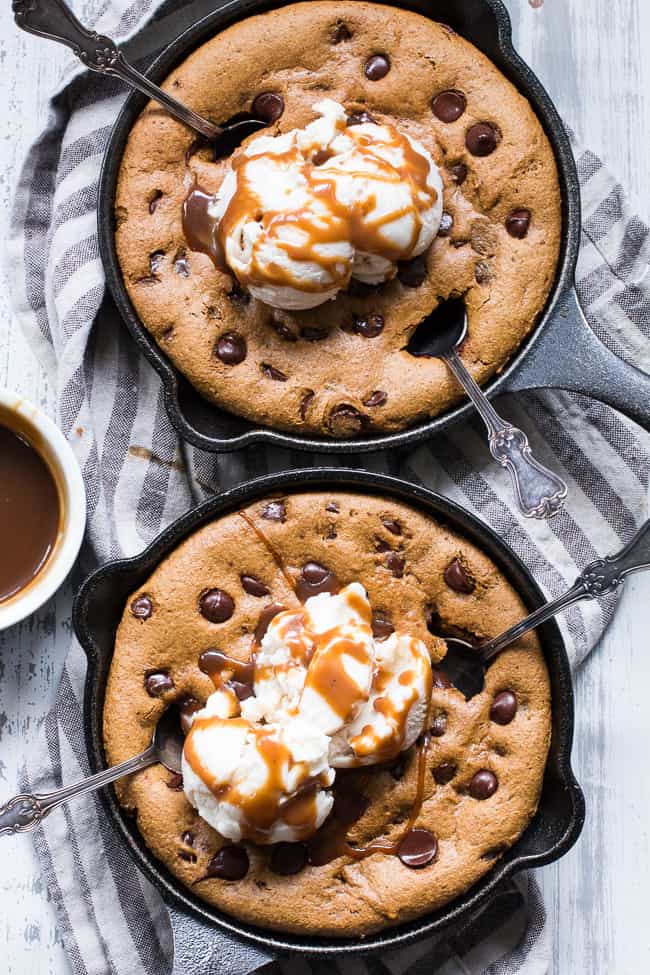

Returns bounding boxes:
[98,0,650,454]
[73,469,585,974]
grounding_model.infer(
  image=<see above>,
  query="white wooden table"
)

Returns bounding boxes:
[1,1,649,971]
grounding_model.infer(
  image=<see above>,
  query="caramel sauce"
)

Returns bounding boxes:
[304,631,372,722]
[238,510,296,594]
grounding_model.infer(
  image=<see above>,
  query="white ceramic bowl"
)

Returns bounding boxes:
[0,389,86,630]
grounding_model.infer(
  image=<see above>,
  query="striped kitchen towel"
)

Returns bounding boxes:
[5,0,650,973]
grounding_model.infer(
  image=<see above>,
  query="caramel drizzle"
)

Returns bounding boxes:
[237,509,296,596]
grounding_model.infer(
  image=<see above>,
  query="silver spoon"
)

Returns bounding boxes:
[0,706,184,836]
[408,298,568,519]
[440,518,650,699]
[12,0,266,145]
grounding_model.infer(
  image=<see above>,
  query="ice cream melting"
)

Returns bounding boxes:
[182,583,432,844]
[183,100,443,309]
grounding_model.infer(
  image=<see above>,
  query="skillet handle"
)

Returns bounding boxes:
[504,287,650,432]
[169,906,277,975]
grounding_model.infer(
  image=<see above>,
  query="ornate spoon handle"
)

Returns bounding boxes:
[444,350,568,519]
[481,518,650,661]
[0,746,157,836]
[12,0,222,139]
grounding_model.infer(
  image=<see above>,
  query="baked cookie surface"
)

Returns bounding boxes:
[103,491,551,936]
[115,1,561,438]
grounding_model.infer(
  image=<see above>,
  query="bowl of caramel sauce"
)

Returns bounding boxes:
[0,390,86,630]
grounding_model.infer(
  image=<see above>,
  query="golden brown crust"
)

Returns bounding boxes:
[103,491,551,936]
[114,1,561,437]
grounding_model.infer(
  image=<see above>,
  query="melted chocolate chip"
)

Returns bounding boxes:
[178,847,197,863]
[144,671,173,697]
[178,696,202,735]
[345,278,382,298]
[431,668,452,689]
[251,91,284,123]
[430,711,447,737]
[241,574,270,597]
[372,610,395,641]
[444,558,475,593]
[216,332,246,365]
[296,562,339,602]
[470,769,498,800]
[448,162,468,185]
[173,248,190,277]
[438,212,454,237]
[382,518,402,536]
[227,282,250,307]
[432,90,467,123]
[254,603,286,644]
[374,536,392,553]
[475,260,492,284]
[326,501,340,514]
[397,254,428,287]
[167,772,183,791]
[150,251,165,275]
[346,110,376,126]
[199,588,235,623]
[148,190,163,214]
[131,594,153,620]
[271,315,297,342]
[386,552,405,578]
[363,390,387,408]
[301,326,329,341]
[300,391,315,420]
[433,761,457,785]
[311,149,331,166]
[270,842,308,875]
[350,313,384,337]
[261,500,286,522]
[506,209,531,239]
[364,54,390,80]
[206,844,250,880]
[397,828,438,868]
[331,21,352,43]
[327,404,368,437]
[490,690,517,725]
[466,123,499,157]
[261,363,288,382]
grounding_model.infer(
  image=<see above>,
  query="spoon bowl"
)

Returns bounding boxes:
[153,705,185,774]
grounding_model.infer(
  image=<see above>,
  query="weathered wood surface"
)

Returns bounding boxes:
[0,0,649,971]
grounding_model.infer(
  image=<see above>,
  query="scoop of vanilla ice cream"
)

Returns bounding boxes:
[208,100,443,309]
[329,631,433,768]
[182,702,334,844]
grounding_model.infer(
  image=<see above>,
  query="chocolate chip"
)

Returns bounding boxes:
[433,761,457,784]
[251,91,284,123]
[397,828,438,868]
[144,671,174,697]
[431,668,452,689]
[261,500,286,522]
[386,552,405,578]
[148,190,163,214]
[271,315,297,341]
[326,501,340,513]
[270,842,308,875]
[346,110,375,126]
[345,278,382,298]
[178,849,197,863]
[173,248,190,276]
[167,772,184,791]
[374,536,391,552]
[363,390,387,408]
[506,208,531,239]
[438,212,453,237]
[444,558,475,593]
[301,326,329,341]
[351,313,384,337]
[178,696,202,735]
[149,251,165,276]
[469,769,498,800]
[241,574,270,597]
[327,404,368,437]
[397,254,428,287]
[372,610,395,641]
[364,54,390,80]
[296,562,339,601]
[474,260,492,284]
[466,123,499,157]
[199,588,235,623]
[216,332,246,365]
[311,149,331,166]
[300,391,315,420]
[331,21,352,43]
[430,711,447,737]
[227,282,250,307]
[229,680,254,702]
[490,690,517,725]
[131,595,153,620]
[382,518,402,535]
[432,89,467,123]
[206,844,250,880]
[261,363,287,381]
[254,603,286,643]
[448,162,468,185]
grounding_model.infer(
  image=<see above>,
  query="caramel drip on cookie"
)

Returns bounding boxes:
[237,510,296,594]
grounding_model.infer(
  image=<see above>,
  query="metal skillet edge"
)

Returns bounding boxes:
[97,0,591,453]
[73,468,585,963]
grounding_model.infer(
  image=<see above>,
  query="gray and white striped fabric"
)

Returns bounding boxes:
[6,0,650,972]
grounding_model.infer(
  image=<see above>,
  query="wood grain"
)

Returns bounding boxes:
[0,1,648,971]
